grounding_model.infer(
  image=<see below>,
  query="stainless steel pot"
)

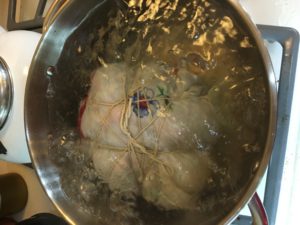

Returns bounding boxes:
[24,0,277,224]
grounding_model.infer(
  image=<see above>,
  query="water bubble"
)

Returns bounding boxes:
[46,66,56,77]
[252,161,260,173]
[80,181,97,203]
[186,53,208,71]
[77,45,82,53]
[46,81,55,99]
[115,52,122,60]
[47,133,53,141]
[242,143,260,153]
[110,192,123,212]
[193,32,200,40]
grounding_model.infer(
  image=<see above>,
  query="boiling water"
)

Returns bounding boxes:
[49,0,269,224]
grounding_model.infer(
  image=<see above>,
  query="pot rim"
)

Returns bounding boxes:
[24,0,277,224]
[219,2,277,224]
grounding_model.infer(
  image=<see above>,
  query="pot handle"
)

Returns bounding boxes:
[43,0,70,33]
[248,192,269,225]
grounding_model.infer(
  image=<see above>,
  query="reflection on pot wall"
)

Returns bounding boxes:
[239,1,300,225]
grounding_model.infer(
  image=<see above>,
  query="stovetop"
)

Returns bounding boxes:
[1,1,299,225]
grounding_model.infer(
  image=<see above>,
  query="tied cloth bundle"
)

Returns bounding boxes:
[79,62,224,210]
